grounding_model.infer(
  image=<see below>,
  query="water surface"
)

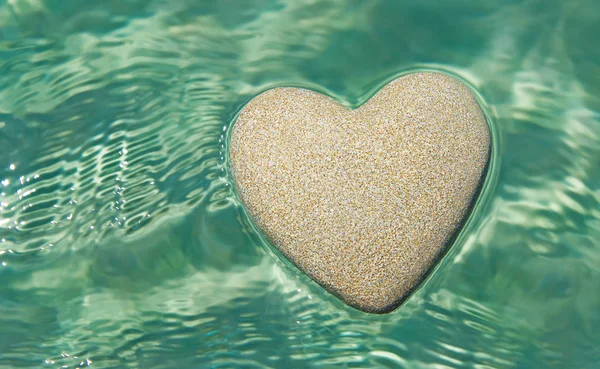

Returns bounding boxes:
[0,0,599,368]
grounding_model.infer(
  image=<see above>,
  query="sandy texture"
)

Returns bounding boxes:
[229,72,490,313]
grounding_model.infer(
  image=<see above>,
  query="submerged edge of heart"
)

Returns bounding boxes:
[229,72,490,314]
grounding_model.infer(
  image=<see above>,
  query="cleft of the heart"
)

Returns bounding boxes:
[229,72,490,313]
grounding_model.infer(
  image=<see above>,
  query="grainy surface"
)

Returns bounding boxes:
[230,72,490,313]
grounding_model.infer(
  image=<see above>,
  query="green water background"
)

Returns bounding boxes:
[0,0,599,368]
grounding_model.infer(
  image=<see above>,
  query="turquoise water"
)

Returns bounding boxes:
[0,0,599,368]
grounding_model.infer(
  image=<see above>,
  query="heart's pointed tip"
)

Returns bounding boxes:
[317,271,416,315]
[343,295,404,315]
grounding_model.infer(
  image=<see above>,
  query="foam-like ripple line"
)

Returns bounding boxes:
[1,57,229,254]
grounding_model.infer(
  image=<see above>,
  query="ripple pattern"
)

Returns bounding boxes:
[0,0,599,368]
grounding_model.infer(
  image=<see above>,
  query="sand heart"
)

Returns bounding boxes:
[229,72,490,313]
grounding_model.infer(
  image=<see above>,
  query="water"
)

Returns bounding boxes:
[0,0,599,367]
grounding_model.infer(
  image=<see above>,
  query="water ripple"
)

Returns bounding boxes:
[0,0,599,368]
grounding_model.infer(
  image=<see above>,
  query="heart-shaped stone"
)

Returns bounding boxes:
[229,72,490,313]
